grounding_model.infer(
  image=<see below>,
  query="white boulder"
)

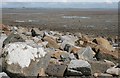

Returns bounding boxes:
[3,42,47,68]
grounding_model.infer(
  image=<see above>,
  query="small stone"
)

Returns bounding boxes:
[69,53,77,60]
[104,59,115,66]
[106,66,120,76]
[71,46,81,54]
[0,72,10,78]
[64,44,72,52]
[38,68,46,76]
[31,29,37,37]
[82,35,90,42]
[17,27,28,34]
[24,32,31,36]
[65,69,83,76]
[51,51,70,62]
[93,73,113,78]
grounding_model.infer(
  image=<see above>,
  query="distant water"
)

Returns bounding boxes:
[62,16,91,19]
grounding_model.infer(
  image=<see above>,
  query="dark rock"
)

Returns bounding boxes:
[64,44,71,52]
[116,64,120,68]
[2,33,25,48]
[45,64,67,76]
[31,29,37,37]
[92,48,103,61]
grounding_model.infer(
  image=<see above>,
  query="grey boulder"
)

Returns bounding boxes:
[2,33,25,48]
[66,60,91,76]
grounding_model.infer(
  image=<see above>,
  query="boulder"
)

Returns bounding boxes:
[92,45,118,61]
[2,33,25,48]
[2,42,51,76]
[3,42,47,68]
[92,37,114,51]
[45,64,67,76]
[66,60,91,76]
[77,46,95,61]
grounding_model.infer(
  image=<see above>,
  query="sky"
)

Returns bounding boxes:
[1,0,119,8]
[1,0,119,2]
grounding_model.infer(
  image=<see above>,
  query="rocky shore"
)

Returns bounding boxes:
[0,24,119,78]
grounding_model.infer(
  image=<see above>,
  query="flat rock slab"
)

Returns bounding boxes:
[88,61,113,74]
[93,73,113,78]
[45,64,67,76]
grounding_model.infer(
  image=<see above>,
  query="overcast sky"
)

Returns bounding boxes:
[1,0,119,2]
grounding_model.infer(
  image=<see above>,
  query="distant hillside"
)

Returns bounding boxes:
[2,2,118,9]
